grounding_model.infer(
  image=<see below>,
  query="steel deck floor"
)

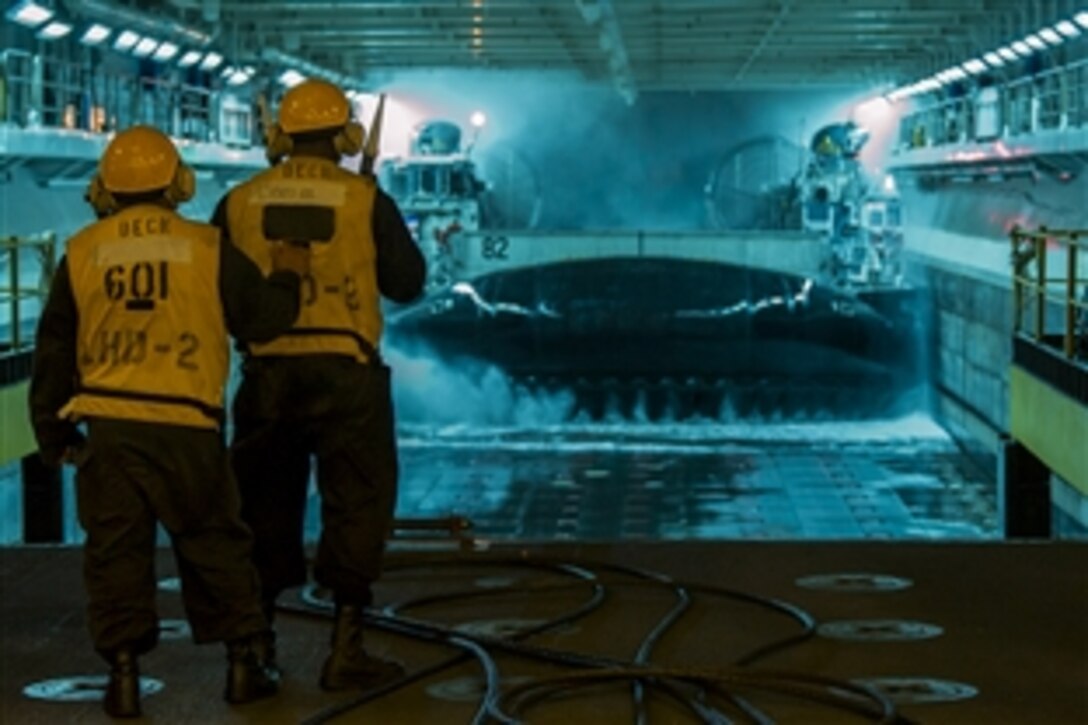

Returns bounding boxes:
[390,418,998,542]
[3,542,1085,724]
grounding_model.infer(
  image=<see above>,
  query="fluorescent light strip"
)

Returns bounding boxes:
[889,12,1086,108]
[278,69,306,87]
[36,20,72,39]
[178,50,203,67]
[152,41,179,61]
[1024,34,1047,50]
[6,1,53,27]
[962,58,987,74]
[1038,28,1063,44]
[1055,20,1081,37]
[80,23,111,45]
[132,37,159,57]
[114,30,140,51]
[199,52,223,70]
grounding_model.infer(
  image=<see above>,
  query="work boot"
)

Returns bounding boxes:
[257,599,280,677]
[103,649,140,719]
[319,604,405,692]
[224,634,280,704]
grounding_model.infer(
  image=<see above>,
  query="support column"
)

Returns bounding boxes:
[999,437,1052,538]
[21,453,63,543]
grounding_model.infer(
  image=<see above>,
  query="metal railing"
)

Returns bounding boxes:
[1011,227,1088,360]
[0,233,57,352]
[0,48,248,146]
[899,57,1088,150]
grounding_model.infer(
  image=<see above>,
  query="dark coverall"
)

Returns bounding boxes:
[29,243,301,658]
[211,187,425,607]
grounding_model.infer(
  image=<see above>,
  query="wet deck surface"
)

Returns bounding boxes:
[3,542,1086,724]
[390,416,998,542]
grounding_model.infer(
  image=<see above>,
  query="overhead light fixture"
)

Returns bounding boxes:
[113,30,140,51]
[997,46,1019,61]
[867,94,896,108]
[1076,12,1088,29]
[226,69,252,85]
[962,58,987,74]
[944,67,968,81]
[152,41,178,61]
[5,0,53,27]
[1055,20,1081,37]
[278,69,305,87]
[178,50,203,67]
[36,19,72,39]
[1038,28,1063,45]
[79,22,110,45]
[347,90,377,103]
[983,52,1004,67]
[470,110,487,128]
[1011,40,1033,56]
[132,37,159,57]
[199,51,223,70]
[1024,34,1047,51]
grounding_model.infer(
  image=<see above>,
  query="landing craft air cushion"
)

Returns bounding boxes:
[380,118,920,419]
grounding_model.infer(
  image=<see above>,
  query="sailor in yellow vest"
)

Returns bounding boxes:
[210,79,424,691]
[28,126,309,717]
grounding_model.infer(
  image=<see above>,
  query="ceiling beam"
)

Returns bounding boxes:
[575,0,637,104]
[732,2,792,82]
[193,0,1031,93]
[538,4,600,81]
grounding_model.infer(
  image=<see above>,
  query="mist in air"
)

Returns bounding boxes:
[368,69,870,231]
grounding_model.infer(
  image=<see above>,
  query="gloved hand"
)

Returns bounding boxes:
[61,443,91,467]
[270,241,311,278]
[38,427,87,467]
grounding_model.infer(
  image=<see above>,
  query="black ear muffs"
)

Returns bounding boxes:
[266,123,293,163]
[85,175,118,217]
[164,163,195,205]
[335,121,365,156]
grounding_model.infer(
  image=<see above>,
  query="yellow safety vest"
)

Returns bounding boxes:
[225,157,382,363]
[60,205,229,429]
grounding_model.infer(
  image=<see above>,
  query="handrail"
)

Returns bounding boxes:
[1011,227,1087,360]
[0,48,248,146]
[898,56,1088,150]
[0,233,57,352]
